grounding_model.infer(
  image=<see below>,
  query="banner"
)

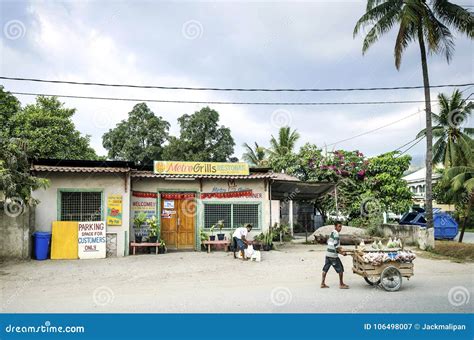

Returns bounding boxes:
[201,190,253,199]
[106,194,122,226]
[131,191,157,237]
[154,161,249,176]
[78,221,106,259]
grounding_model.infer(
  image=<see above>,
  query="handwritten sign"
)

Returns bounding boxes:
[107,194,122,226]
[78,221,106,259]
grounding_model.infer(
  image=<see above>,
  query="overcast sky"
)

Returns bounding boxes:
[1,0,473,164]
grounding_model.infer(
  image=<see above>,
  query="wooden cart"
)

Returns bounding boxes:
[348,249,414,292]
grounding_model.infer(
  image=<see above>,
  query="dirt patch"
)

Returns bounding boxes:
[427,241,474,263]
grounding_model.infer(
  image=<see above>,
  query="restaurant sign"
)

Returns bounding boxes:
[154,161,249,176]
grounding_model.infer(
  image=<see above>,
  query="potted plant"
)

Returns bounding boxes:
[147,215,160,243]
[216,220,225,241]
[133,212,147,243]
[199,228,209,250]
[158,239,166,254]
[209,225,216,241]
[252,232,264,251]
[263,230,273,251]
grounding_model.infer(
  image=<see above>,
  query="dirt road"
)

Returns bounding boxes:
[1,244,472,313]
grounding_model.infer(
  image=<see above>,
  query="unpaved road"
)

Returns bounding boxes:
[1,244,473,313]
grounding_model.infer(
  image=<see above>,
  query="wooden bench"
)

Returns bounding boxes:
[130,242,162,255]
[201,240,231,253]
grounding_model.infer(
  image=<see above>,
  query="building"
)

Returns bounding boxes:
[403,167,453,211]
[30,159,333,257]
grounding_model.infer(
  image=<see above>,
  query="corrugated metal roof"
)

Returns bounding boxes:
[131,170,276,179]
[31,165,130,173]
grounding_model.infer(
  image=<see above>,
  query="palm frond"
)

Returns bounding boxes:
[432,0,474,38]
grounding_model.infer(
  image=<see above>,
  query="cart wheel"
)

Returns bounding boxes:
[380,266,402,292]
[364,276,381,286]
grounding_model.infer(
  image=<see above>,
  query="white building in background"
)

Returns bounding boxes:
[403,167,453,211]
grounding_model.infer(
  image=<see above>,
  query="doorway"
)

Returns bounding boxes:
[160,193,196,249]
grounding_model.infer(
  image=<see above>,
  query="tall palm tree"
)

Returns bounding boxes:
[417,90,473,167]
[267,127,300,157]
[242,142,268,167]
[354,0,473,228]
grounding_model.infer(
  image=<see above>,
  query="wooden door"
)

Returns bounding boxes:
[160,195,195,249]
[160,199,178,248]
[176,199,195,249]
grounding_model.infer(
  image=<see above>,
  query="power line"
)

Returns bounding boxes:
[1,76,473,92]
[394,136,424,152]
[397,137,425,157]
[9,91,437,106]
[324,107,432,147]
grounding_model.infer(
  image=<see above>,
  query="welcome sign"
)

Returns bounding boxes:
[154,161,249,176]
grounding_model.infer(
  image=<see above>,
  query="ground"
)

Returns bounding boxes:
[1,244,473,313]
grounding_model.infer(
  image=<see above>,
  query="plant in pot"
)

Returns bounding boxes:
[133,212,147,243]
[147,215,160,243]
[216,220,225,241]
[263,230,274,251]
[199,228,209,250]
[252,232,264,251]
[158,239,166,254]
[209,225,216,241]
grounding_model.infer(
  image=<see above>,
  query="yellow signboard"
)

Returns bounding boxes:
[154,161,249,176]
[107,194,123,226]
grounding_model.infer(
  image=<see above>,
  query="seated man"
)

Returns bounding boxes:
[232,224,253,260]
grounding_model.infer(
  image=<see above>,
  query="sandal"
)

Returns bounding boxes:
[320,284,330,288]
[339,284,349,289]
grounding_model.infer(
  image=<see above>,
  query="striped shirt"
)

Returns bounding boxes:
[326,230,340,258]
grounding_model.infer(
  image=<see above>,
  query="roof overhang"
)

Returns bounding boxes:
[270,180,335,200]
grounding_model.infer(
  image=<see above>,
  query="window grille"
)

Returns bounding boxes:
[203,203,260,229]
[60,191,102,221]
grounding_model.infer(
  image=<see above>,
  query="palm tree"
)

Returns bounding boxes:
[442,162,474,242]
[267,127,300,157]
[242,142,268,167]
[354,0,473,228]
[417,90,473,167]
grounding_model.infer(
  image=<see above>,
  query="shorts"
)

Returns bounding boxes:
[322,256,344,273]
[233,237,246,251]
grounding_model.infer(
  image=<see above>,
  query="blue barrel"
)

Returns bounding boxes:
[33,232,51,260]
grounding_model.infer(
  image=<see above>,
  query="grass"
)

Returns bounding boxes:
[425,241,474,263]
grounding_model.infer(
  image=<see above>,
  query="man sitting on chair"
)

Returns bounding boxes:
[233,224,253,260]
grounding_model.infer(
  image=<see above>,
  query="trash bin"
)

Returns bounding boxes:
[33,232,51,260]
[433,213,458,240]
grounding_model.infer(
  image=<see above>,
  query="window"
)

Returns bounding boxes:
[203,203,260,229]
[60,191,102,221]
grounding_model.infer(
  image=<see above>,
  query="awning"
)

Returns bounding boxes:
[270,180,335,200]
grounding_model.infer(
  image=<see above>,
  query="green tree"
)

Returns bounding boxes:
[102,103,170,164]
[0,88,48,207]
[163,107,235,162]
[6,94,97,160]
[242,142,268,167]
[354,0,473,229]
[268,127,300,172]
[417,90,473,167]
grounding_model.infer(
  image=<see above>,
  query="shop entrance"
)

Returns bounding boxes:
[160,193,196,249]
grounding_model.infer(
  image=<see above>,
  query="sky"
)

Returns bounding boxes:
[1,0,473,165]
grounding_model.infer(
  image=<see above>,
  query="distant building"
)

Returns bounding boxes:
[403,167,453,211]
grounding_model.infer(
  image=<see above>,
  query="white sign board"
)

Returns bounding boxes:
[78,221,106,259]
[163,200,174,209]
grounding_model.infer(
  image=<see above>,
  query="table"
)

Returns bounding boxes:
[201,240,231,253]
[130,242,162,255]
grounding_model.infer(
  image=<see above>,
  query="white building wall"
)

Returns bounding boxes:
[32,172,131,257]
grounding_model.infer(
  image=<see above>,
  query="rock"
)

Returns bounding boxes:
[311,225,367,245]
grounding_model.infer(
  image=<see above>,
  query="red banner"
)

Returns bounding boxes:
[201,190,253,199]
[161,193,196,200]
[132,191,157,198]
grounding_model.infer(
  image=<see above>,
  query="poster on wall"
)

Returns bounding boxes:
[163,200,174,209]
[131,191,157,237]
[78,221,106,259]
[106,194,123,226]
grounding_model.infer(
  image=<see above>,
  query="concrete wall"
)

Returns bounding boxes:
[32,172,131,257]
[380,223,435,250]
[0,205,34,259]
